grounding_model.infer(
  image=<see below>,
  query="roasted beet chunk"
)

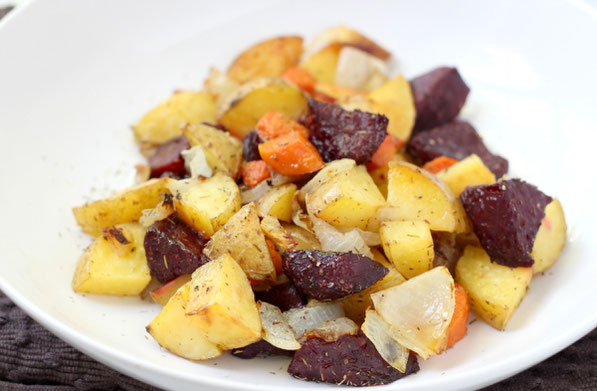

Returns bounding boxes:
[288,332,419,386]
[242,130,262,162]
[407,120,508,177]
[148,136,190,178]
[305,99,388,164]
[282,250,387,301]
[432,231,463,275]
[255,281,306,312]
[144,215,210,283]
[460,179,552,268]
[411,66,470,133]
[231,339,294,359]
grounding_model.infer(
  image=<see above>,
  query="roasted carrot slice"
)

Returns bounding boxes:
[447,283,470,349]
[367,135,404,170]
[423,156,459,174]
[258,131,324,176]
[266,239,284,276]
[283,66,316,93]
[242,160,271,187]
[256,111,310,141]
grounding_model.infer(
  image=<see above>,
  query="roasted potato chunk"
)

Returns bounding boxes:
[307,165,385,230]
[300,43,342,84]
[307,25,391,61]
[73,178,168,236]
[281,223,322,250]
[256,183,297,222]
[455,246,532,330]
[380,220,434,279]
[531,199,566,274]
[218,78,308,138]
[133,91,217,145]
[72,223,151,296]
[386,161,469,233]
[367,75,416,141]
[146,281,222,360]
[435,154,496,196]
[182,122,243,178]
[204,203,275,281]
[227,36,303,84]
[172,173,241,236]
[186,254,262,349]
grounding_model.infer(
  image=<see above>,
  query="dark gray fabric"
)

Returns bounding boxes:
[0,291,595,390]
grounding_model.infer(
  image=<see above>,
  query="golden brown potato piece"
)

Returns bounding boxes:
[72,223,151,296]
[204,203,276,281]
[386,161,470,233]
[227,36,303,84]
[132,92,217,145]
[456,246,532,330]
[316,82,363,101]
[307,25,391,61]
[73,178,168,236]
[435,154,496,196]
[150,274,192,306]
[172,173,240,236]
[368,75,416,141]
[300,43,342,84]
[146,281,222,360]
[256,183,297,222]
[380,220,434,279]
[342,249,406,323]
[531,199,566,274]
[218,78,308,138]
[306,165,385,230]
[281,223,322,250]
[368,153,408,198]
[182,123,243,178]
[186,254,262,349]
[260,216,298,252]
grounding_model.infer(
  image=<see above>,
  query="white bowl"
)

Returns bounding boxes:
[0,0,596,390]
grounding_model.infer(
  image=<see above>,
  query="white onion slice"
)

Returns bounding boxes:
[336,226,381,246]
[362,309,410,372]
[335,46,388,91]
[284,301,345,339]
[164,177,201,198]
[240,180,272,204]
[139,199,175,228]
[309,214,373,258]
[257,301,300,351]
[181,146,212,178]
[308,317,359,342]
[371,267,455,359]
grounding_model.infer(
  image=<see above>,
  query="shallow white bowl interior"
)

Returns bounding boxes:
[0,0,596,390]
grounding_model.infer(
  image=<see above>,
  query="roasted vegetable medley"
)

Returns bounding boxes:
[71,26,567,386]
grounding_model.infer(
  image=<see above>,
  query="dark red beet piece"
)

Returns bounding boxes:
[410,66,470,133]
[460,179,552,268]
[254,281,306,312]
[231,339,294,359]
[282,250,388,301]
[242,130,262,162]
[305,99,388,164]
[407,120,508,178]
[288,332,419,386]
[144,214,210,283]
[148,136,190,178]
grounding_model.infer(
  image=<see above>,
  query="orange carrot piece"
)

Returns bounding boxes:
[367,135,402,170]
[256,111,310,141]
[242,160,271,187]
[423,156,459,174]
[266,239,284,276]
[447,283,470,349]
[258,131,325,176]
[283,66,316,93]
